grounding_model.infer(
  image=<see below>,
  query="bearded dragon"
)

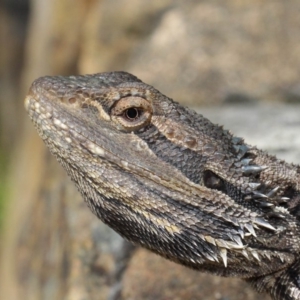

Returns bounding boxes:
[25,71,300,300]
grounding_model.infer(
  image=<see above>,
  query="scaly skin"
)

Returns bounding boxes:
[25,72,300,299]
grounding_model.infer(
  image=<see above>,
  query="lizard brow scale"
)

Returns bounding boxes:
[25,71,300,300]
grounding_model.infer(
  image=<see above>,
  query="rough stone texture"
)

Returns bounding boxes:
[126,1,300,105]
[78,0,172,73]
[70,0,300,106]
[122,248,271,300]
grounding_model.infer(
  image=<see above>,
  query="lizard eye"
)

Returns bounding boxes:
[111,97,152,131]
[123,107,142,121]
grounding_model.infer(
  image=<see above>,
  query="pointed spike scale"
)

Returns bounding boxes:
[238,228,244,239]
[232,235,244,247]
[266,186,280,198]
[248,182,261,190]
[242,165,268,176]
[252,191,268,199]
[251,250,260,261]
[242,249,249,260]
[264,252,271,260]
[254,218,276,231]
[244,223,257,237]
[241,158,252,166]
[220,248,228,267]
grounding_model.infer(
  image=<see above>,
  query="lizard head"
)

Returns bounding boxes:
[25,71,300,279]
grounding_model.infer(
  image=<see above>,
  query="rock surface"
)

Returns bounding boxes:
[78,0,300,105]
[122,248,269,300]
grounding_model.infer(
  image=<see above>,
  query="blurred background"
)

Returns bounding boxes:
[0,0,299,299]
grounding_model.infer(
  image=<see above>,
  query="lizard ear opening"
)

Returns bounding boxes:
[203,170,225,192]
[111,96,152,131]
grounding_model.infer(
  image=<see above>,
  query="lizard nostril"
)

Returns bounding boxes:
[68,97,77,104]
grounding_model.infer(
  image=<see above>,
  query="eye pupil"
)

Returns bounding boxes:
[125,107,139,120]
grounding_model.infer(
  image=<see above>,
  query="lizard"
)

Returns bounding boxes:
[24,71,300,300]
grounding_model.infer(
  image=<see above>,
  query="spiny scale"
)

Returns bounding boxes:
[220,248,228,267]
[242,165,268,176]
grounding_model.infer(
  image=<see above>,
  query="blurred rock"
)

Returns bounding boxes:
[282,85,300,104]
[223,92,258,105]
[126,1,300,105]
[122,248,271,300]
[78,0,172,73]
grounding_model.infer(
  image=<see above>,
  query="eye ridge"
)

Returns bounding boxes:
[124,107,143,121]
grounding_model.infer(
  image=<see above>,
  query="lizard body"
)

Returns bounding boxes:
[25,72,300,300]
